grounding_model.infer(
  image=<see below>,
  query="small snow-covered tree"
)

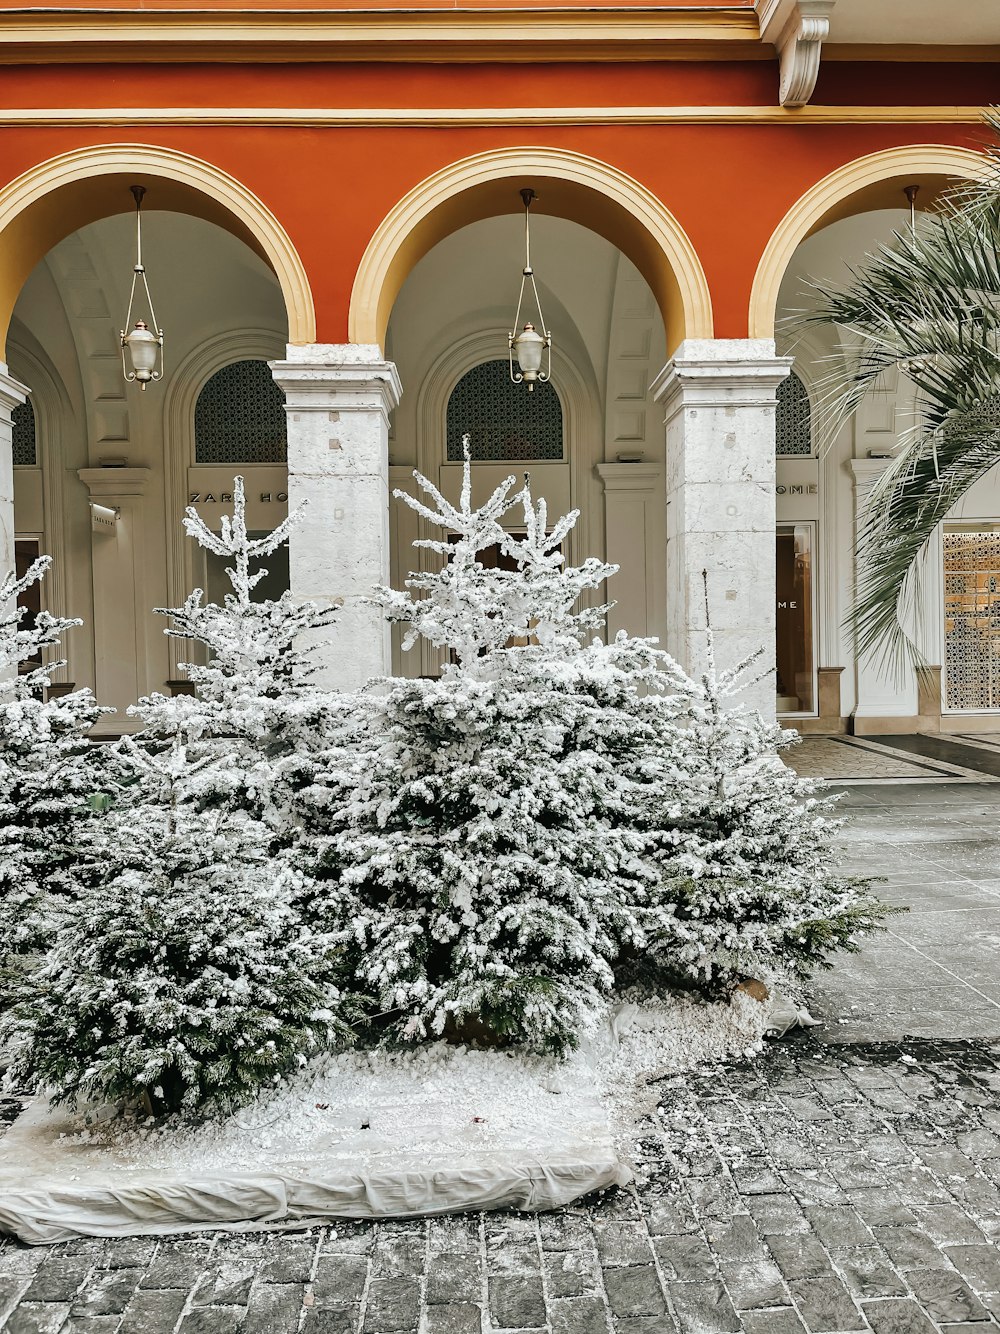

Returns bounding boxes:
[130,477,352,833]
[0,557,109,990]
[643,580,895,989]
[305,446,662,1055]
[3,735,360,1117]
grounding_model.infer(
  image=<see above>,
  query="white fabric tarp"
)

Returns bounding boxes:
[0,1044,630,1244]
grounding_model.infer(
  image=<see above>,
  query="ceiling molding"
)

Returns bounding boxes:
[0,105,985,128]
[0,8,761,63]
[756,0,836,106]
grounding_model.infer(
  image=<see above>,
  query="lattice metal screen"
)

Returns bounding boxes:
[944,530,1000,710]
[195,359,287,464]
[446,359,563,461]
[12,398,36,466]
[776,371,812,456]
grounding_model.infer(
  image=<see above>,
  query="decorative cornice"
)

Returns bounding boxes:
[0,8,760,64]
[0,104,987,127]
[756,0,836,107]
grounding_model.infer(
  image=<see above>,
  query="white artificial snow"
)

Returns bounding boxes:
[0,989,770,1243]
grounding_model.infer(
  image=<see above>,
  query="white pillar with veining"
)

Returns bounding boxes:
[652,339,791,718]
[270,344,402,690]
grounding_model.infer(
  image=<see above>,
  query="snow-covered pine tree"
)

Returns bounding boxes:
[643,575,896,990]
[129,476,352,834]
[305,445,663,1055]
[2,733,360,1117]
[0,556,109,994]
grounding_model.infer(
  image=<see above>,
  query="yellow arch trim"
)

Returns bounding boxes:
[349,146,713,355]
[749,144,990,339]
[0,142,315,352]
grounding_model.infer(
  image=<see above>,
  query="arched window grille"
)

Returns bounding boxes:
[12,397,36,466]
[194,359,287,464]
[446,359,563,462]
[776,370,812,457]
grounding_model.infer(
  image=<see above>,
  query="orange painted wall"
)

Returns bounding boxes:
[0,58,988,345]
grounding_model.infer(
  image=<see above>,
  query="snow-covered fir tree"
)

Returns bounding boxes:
[2,733,360,1117]
[0,556,109,995]
[643,580,895,990]
[303,445,663,1055]
[129,477,352,835]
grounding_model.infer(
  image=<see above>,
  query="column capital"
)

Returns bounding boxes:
[0,365,29,417]
[270,343,401,419]
[77,466,152,501]
[595,462,664,494]
[653,339,793,415]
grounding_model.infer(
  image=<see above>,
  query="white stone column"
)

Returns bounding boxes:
[595,462,666,646]
[0,366,28,582]
[652,339,791,718]
[269,344,401,689]
[77,467,152,732]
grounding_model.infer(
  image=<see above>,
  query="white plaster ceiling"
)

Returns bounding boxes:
[827,0,1000,45]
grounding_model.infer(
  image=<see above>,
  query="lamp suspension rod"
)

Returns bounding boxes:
[904,184,919,234]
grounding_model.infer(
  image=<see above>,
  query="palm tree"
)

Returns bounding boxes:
[803,122,1000,671]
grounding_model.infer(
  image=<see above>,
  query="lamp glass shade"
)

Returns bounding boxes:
[125,322,159,380]
[514,324,545,380]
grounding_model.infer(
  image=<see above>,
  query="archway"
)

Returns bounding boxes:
[749,144,989,341]
[348,147,712,358]
[0,143,315,354]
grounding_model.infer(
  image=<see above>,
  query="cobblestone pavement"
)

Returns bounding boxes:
[2,785,999,1334]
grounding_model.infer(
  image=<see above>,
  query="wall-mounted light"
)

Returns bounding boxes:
[508,188,552,392]
[120,185,164,389]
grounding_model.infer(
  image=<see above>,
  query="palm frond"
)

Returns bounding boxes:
[795,117,1000,670]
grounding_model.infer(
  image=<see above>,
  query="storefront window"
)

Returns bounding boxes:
[943,527,1000,711]
[775,523,816,715]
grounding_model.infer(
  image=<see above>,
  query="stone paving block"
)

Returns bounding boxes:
[425,1252,480,1305]
[653,1234,717,1281]
[720,1258,788,1311]
[484,1243,540,1277]
[906,1268,990,1324]
[488,1275,546,1329]
[667,1280,741,1332]
[594,1221,653,1267]
[786,1276,866,1331]
[21,1258,92,1303]
[190,1261,256,1307]
[323,1229,376,1256]
[258,1240,318,1285]
[118,1286,189,1333]
[139,1249,206,1290]
[536,1215,594,1251]
[70,1268,143,1316]
[835,1246,908,1300]
[861,1297,939,1333]
[303,1309,360,1334]
[872,1225,951,1269]
[613,1319,679,1333]
[740,1311,807,1334]
[802,1205,873,1249]
[243,1282,304,1333]
[704,1216,767,1263]
[102,1239,157,1269]
[548,1293,609,1334]
[178,1307,245,1334]
[3,1302,72,1334]
[363,1277,421,1332]
[313,1255,369,1307]
[764,1235,835,1281]
[602,1265,667,1319]
[945,1242,1000,1293]
[746,1195,810,1235]
[542,1248,600,1299]
[371,1235,426,1280]
[423,1304,482,1334]
[61,1318,121,1334]
[914,1205,989,1246]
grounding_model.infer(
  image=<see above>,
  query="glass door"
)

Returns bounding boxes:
[775,522,817,716]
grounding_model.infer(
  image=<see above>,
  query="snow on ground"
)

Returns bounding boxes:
[0,989,769,1241]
